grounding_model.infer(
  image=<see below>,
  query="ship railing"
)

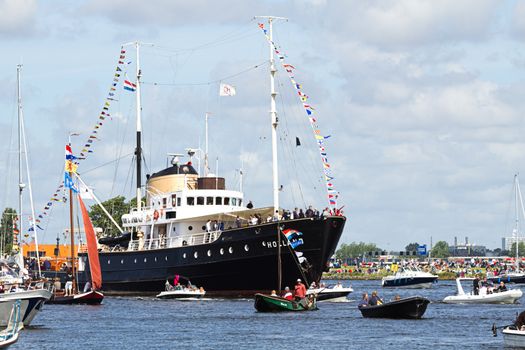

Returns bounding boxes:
[127,230,222,251]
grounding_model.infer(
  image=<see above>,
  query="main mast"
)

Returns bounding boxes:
[515,174,521,271]
[135,42,143,211]
[269,18,279,215]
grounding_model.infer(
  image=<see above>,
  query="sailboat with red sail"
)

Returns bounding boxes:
[47,144,103,305]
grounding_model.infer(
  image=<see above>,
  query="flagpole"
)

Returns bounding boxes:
[135,41,143,211]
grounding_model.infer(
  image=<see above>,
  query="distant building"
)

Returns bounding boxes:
[502,236,525,251]
[449,243,486,257]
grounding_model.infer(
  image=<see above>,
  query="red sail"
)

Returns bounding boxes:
[77,195,102,290]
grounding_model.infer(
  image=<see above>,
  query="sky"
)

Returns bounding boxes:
[1,0,525,251]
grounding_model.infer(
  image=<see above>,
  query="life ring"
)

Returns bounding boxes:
[153,210,159,221]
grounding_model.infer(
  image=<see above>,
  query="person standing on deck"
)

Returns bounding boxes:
[473,275,480,295]
[294,279,307,301]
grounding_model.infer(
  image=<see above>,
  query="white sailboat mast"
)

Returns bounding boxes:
[16,65,24,260]
[515,175,520,269]
[268,17,280,214]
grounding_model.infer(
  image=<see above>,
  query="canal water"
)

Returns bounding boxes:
[12,280,518,349]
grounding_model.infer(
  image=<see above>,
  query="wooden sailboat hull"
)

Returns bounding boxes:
[254,293,317,312]
[47,290,103,305]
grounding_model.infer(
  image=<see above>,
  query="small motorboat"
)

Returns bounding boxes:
[307,283,353,302]
[502,327,525,347]
[0,300,22,349]
[489,272,525,285]
[156,278,206,300]
[157,281,206,300]
[382,266,438,288]
[443,278,522,304]
[254,293,317,312]
[358,296,430,319]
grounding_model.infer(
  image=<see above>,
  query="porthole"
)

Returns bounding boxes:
[183,253,187,258]
[154,257,157,262]
[107,260,111,264]
[121,259,124,264]
[134,259,137,263]
[202,226,206,230]
[244,244,249,252]
[207,250,211,257]
[188,226,193,231]
[220,248,224,255]
[144,258,147,263]
[165,256,168,261]
[194,251,198,259]
[262,241,266,247]
[229,247,233,254]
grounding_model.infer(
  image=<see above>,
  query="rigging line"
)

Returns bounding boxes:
[80,152,134,175]
[152,19,257,54]
[142,61,269,87]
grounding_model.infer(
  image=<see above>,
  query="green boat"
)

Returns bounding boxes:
[254,293,317,312]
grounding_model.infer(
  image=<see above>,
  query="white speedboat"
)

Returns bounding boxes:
[443,278,522,304]
[382,266,438,288]
[307,283,353,302]
[156,280,205,300]
[502,327,525,348]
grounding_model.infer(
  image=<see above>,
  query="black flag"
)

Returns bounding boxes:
[295,137,301,146]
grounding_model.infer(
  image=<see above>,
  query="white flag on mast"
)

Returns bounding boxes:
[219,83,236,96]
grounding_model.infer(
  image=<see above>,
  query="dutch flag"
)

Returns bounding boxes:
[124,80,136,92]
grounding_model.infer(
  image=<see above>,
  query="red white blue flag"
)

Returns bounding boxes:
[124,80,136,92]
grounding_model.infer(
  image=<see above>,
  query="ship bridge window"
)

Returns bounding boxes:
[166,211,176,219]
[171,194,177,207]
[238,199,242,206]
[224,197,230,205]
[215,197,222,205]
[187,197,195,206]
[177,197,181,206]
[206,197,213,205]
[232,198,237,206]
[197,197,205,205]
[162,198,167,208]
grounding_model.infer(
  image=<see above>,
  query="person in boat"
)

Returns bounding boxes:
[473,275,480,295]
[235,216,242,228]
[310,282,317,289]
[165,280,173,291]
[495,281,507,292]
[358,293,368,307]
[368,291,383,306]
[271,290,277,297]
[515,310,525,330]
[65,272,73,296]
[294,279,307,301]
[283,287,293,300]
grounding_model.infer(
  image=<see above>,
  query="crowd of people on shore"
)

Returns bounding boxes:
[330,257,525,278]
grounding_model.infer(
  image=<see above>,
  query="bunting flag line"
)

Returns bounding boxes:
[258,23,339,210]
[32,46,129,231]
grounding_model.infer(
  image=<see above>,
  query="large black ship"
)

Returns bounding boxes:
[77,30,346,296]
[78,161,345,296]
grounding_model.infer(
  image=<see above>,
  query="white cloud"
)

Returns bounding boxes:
[0,0,37,36]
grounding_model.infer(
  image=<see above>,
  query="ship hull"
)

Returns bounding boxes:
[79,216,345,296]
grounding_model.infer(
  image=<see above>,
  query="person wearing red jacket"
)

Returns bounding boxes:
[294,279,307,300]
